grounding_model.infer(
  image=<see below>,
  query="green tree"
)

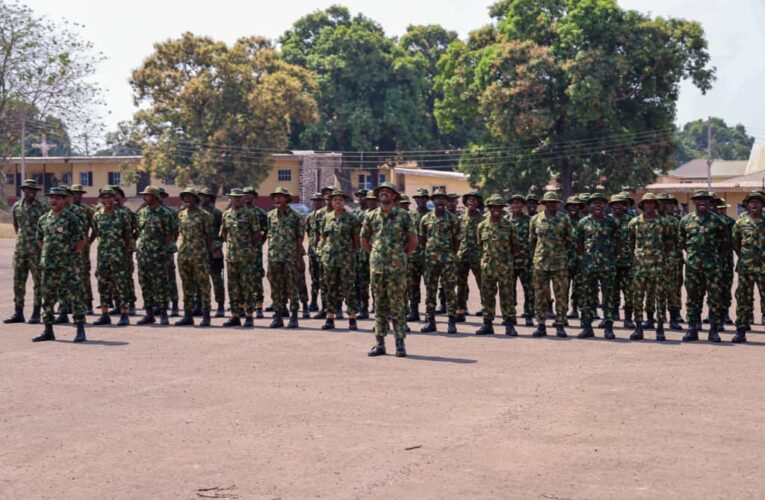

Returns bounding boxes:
[435,0,715,197]
[130,33,318,190]
[675,117,754,163]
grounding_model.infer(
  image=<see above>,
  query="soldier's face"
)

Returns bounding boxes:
[49,195,64,211]
[590,199,605,216]
[527,201,538,214]
[510,200,525,214]
[566,204,580,217]
[244,194,253,205]
[447,199,457,212]
[312,199,324,210]
[273,194,288,208]
[331,196,345,210]
[200,195,213,208]
[182,195,197,209]
[414,196,427,209]
[357,197,367,209]
[663,201,677,214]
[400,202,410,210]
[101,194,115,210]
[544,202,560,214]
[367,199,378,209]
[72,193,83,203]
[694,198,710,213]
[489,205,503,219]
[433,196,446,211]
[378,188,394,205]
[611,202,626,216]
[466,196,479,211]
[642,201,658,216]
[747,199,763,213]
[22,188,36,201]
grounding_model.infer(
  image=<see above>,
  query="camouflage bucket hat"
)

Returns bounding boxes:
[373,182,400,200]
[690,190,713,201]
[329,189,349,200]
[461,191,483,206]
[657,193,678,203]
[198,187,216,198]
[413,187,430,199]
[448,192,459,200]
[320,185,335,195]
[743,191,765,205]
[618,191,636,206]
[58,184,73,196]
[540,191,561,204]
[156,186,168,198]
[354,188,368,198]
[365,191,378,200]
[70,184,87,194]
[484,194,507,207]
[45,187,68,197]
[508,193,527,203]
[20,179,41,191]
[399,194,411,204]
[578,193,591,204]
[310,192,324,201]
[98,187,116,198]
[242,186,258,197]
[608,194,627,205]
[525,193,539,203]
[587,192,608,203]
[564,195,582,207]
[180,188,200,201]
[638,192,660,209]
[431,188,448,199]
[228,188,245,197]
[270,186,293,202]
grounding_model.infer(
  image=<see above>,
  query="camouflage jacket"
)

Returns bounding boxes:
[457,211,482,261]
[72,202,95,238]
[732,212,765,273]
[178,208,213,259]
[93,208,132,263]
[529,211,572,272]
[12,197,48,256]
[36,210,84,269]
[719,213,735,261]
[662,214,683,263]
[221,206,260,262]
[361,206,415,273]
[306,209,324,257]
[614,213,634,268]
[249,206,268,249]
[201,205,224,251]
[627,215,669,271]
[679,211,726,270]
[476,216,517,268]
[419,210,459,265]
[409,208,431,261]
[507,212,531,266]
[136,205,173,255]
[576,214,620,273]
[267,207,304,263]
[320,210,359,266]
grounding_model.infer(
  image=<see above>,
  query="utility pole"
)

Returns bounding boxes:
[706,117,713,190]
[20,115,26,181]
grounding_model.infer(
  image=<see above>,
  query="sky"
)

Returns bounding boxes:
[24,0,765,142]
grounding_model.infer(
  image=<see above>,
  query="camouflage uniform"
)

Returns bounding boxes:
[320,208,360,315]
[508,209,533,320]
[159,202,180,309]
[408,190,431,313]
[628,212,669,327]
[663,212,684,319]
[477,204,517,323]
[177,206,213,313]
[267,205,305,314]
[136,203,173,312]
[732,203,765,332]
[717,208,735,321]
[71,196,95,307]
[611,210,634,322]
[353,202,372,312]
[248,202,269,308]
[306,197,325,308]
[221,201,261,313]
[93,203,132,310]
[419,205,459,319]
[576,210,620,325]
[201,199,225,309]
[11,195,47,311]
[456,207,482,316]
[529,204,572,326]
[564,197,584,317]
[62,200,89,313]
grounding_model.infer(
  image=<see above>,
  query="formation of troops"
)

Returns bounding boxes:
[7,178,765,357]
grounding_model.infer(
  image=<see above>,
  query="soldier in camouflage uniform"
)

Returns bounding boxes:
[657,193,684,330]
[475,195,518,336]
[628,193,670,341]
[136,186,174,326]
[576,193,620,339]
[220,188,261,328]
[351,189,370,318]
[51,185,86,324]
[70,184,95,314]
[436,192,461,314]
[609,194,636,329]
[200,187,226,317]
[731,191,765,342]
[155,187,180,316]
[507,194,534,326]
[267,187,304,329]
[306,193,326,312]
[92,187,132,327]
[243,187,268,318]
[362,182,418,357]
[564,195,584,319]
[456,192,483,322]
[319,190,360,330]
[419,189,460,334]
[114,186,138,315]
[407,188,430,322]
[679,190,727,342]
[713,195,735,326]
[32,187,87,343]
[529,191,572,337]
[307,186,333,319]
[5,179,46,325]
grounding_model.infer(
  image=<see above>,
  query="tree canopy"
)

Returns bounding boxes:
[675,117,754,164]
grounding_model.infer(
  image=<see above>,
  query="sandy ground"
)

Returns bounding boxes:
[0,238,763,499]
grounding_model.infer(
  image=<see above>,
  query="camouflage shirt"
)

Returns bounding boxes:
[732,212,765,273]
[249,206,268,249]
[628,214,669,271]
[476,216,517,267]
[267,207,304,263]
[320,210,359,266]
[576,215,620,273]
[12,197,48,255]
[679,211,726,270]
[614,213,634,268]
[419,210,459,265]
[410,208,431,261]
[306,209,325,257]
[457,211,482,261]
[93,208,132,263]
[361,206,416,273]
[529,211,573,272]
[507,212,531,266]
[36,210,85,269]
[201,205,224,252]
[221,206,260,262]
[178,208,213,259]
[136,205,173,255]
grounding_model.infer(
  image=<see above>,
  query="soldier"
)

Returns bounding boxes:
[357,191,377,317]
[70,184,95,314]
[419,189,460,334]
[508,194,534,326]
[436,192,461,313]
[220,188,261,327]
[576,193,620,339]
[564,195,584,319]
[295,209,312,320]
[5,179,46,324]
[362,182,418,357]
[456,191,483,321]
[92,187,132,327]
[407,188,430,322]
[609,194,636,329]
[319,189,360,330]
[398,194,410,209]
[526,193,539,217]
[713,195,735,326]
[242,186,268,317]
[309,186,334,319]
[306,192,326,313]
[679,190,726,342]
[475,195,518,335]
[266,187,304,328]
[657,193,684,330]
[731,191,765,342]
[529,191,572,337]
[32,187,87,343]
[135,186,173,326]
[113,185,138,315]
[51,185,85,324]
[157,187,180,316]
[199,187,226,317]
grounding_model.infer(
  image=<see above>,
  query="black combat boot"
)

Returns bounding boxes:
[302,303,311,319]
[287,310,299,329]
[321,318,335,330]
[395,338,407,357]
[128,302,137,315]
[368,336,386,356]
[623,309,635,329]
[642,315,655,329]
[731,328,747,343]
[546,303,555,319]
[435,304,446,315]
[475,320,494,335]
[86,302,94,315]
[357,306,369,320]
[707,323,721,343]
[175,312,194,326]
[349,318,358,331]
[724,312,733,325]
[655,322,666,342]
[420,315,436,333]
[555,324,567,338]
[269,313,284,328]
[406,302,420,322]
[630,325,644,340]
[4,307,25,324]
[243,316,254,328]
[159,310,169,325]
[93,314,111,326]
[604,324,616,340]
[669,310,682,331]
[117,313,130,327]
[532,324,547,337]
[54,312,69,324]
[32,324,56,342]
[170,301,180,317]
[577,321,595,339]
[265,304,274,312]
[475,310,483,317]
[313,309,327,320]
[455,311,466,323]
[596,319,608,328]
[309,294,319,312]
[447,316,457,334]
[255,308,264,319]
[682,323,699,342]
[192,306,203,317]
[505,322,518,336]
[215,302,225,318]
[199,312,211,327]
[567,307,579,319]
[137,312,155,325]
[28,306,41,324]
[223,316,241,327]
[73,323,86,343]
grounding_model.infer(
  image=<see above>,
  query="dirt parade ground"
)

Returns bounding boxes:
[0,238,764,499]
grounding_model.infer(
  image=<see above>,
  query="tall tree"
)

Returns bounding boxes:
[675,118,754,163]
[130,33,318,190]
[435,0,715,197]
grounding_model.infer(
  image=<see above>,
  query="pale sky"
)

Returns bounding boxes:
[25,0,765,142]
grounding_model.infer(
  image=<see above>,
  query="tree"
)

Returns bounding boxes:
[435,0,715,197]
[674,118,754,163]
[130,33,318,190]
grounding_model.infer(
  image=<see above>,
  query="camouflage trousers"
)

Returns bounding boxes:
[720,257,734,314]
[355,250,370,310]
[569,267,585,311]
[267,261,299,313]
[456,255,481,314]
[42,266,85,325]
[533,269,569,325]
[664,259,683,312]
[137,251,168,311]
[308,253,324,303]
[581,270,614,324]
[296,255,308,305]
[210,256,225,305]
[371,271,407,339]
[424,261,457,317]
[323,259,358,316]
[735,272,764,329]
[685,266,721,325]
[77,247,93,303]
[58,258,86,314]
[12,251,41,308]
[178,254,211,313]
[227,258,255,313]
[165,253,179,305]
[512,263,534,318]
[126,252,137,304]
[96,257,131,310]
[253,251,264,306]
[611,265,633,317]
[632,268,665,323]
[407,256,425,306]
[480,263,515,322]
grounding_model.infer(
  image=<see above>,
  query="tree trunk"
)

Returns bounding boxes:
[559,161,574,201]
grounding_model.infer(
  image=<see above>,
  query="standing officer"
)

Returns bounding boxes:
[70,184,95,314]
[362,182,417,357]
[564,195,584,319]
[475,195,518,336]
[576,193,620,339]
[713,195,735,325]
[508,194,534,326]
[32,187,87,343]
[529,191,572,337]
[319,189,360,330]
[113,186,138,315]
[136,186,173,326]
[243,186,268,317]
[306,192,325,312]
[351,189,370,318]
[309,186,334,319]
[657,193,684,329]
[407,188,430,322]
[156,187,180,316]
[220,188,260,327]
[679,190,726,342]
[200,187,226,317]
[456,191,483,321]
[6,179,46,324]
[175,188,213,327]
[267,187,304,329]
[419,189,460,334]
[609,194,635,328]
[731,191,765,343]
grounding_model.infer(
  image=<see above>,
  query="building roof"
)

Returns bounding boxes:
[393,167,466,180]
[669,158,749,179]
[4,155,142,165]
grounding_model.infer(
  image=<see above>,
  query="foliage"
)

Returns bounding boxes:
[675,117,754,163]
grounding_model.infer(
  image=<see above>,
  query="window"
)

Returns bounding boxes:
[164,176,175,186]
[108,171,121,186]
[5,173,15,185]
[61,173,72,185]
[278,169,292,182]
[80,171,93,186]
[432,185,446,193]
